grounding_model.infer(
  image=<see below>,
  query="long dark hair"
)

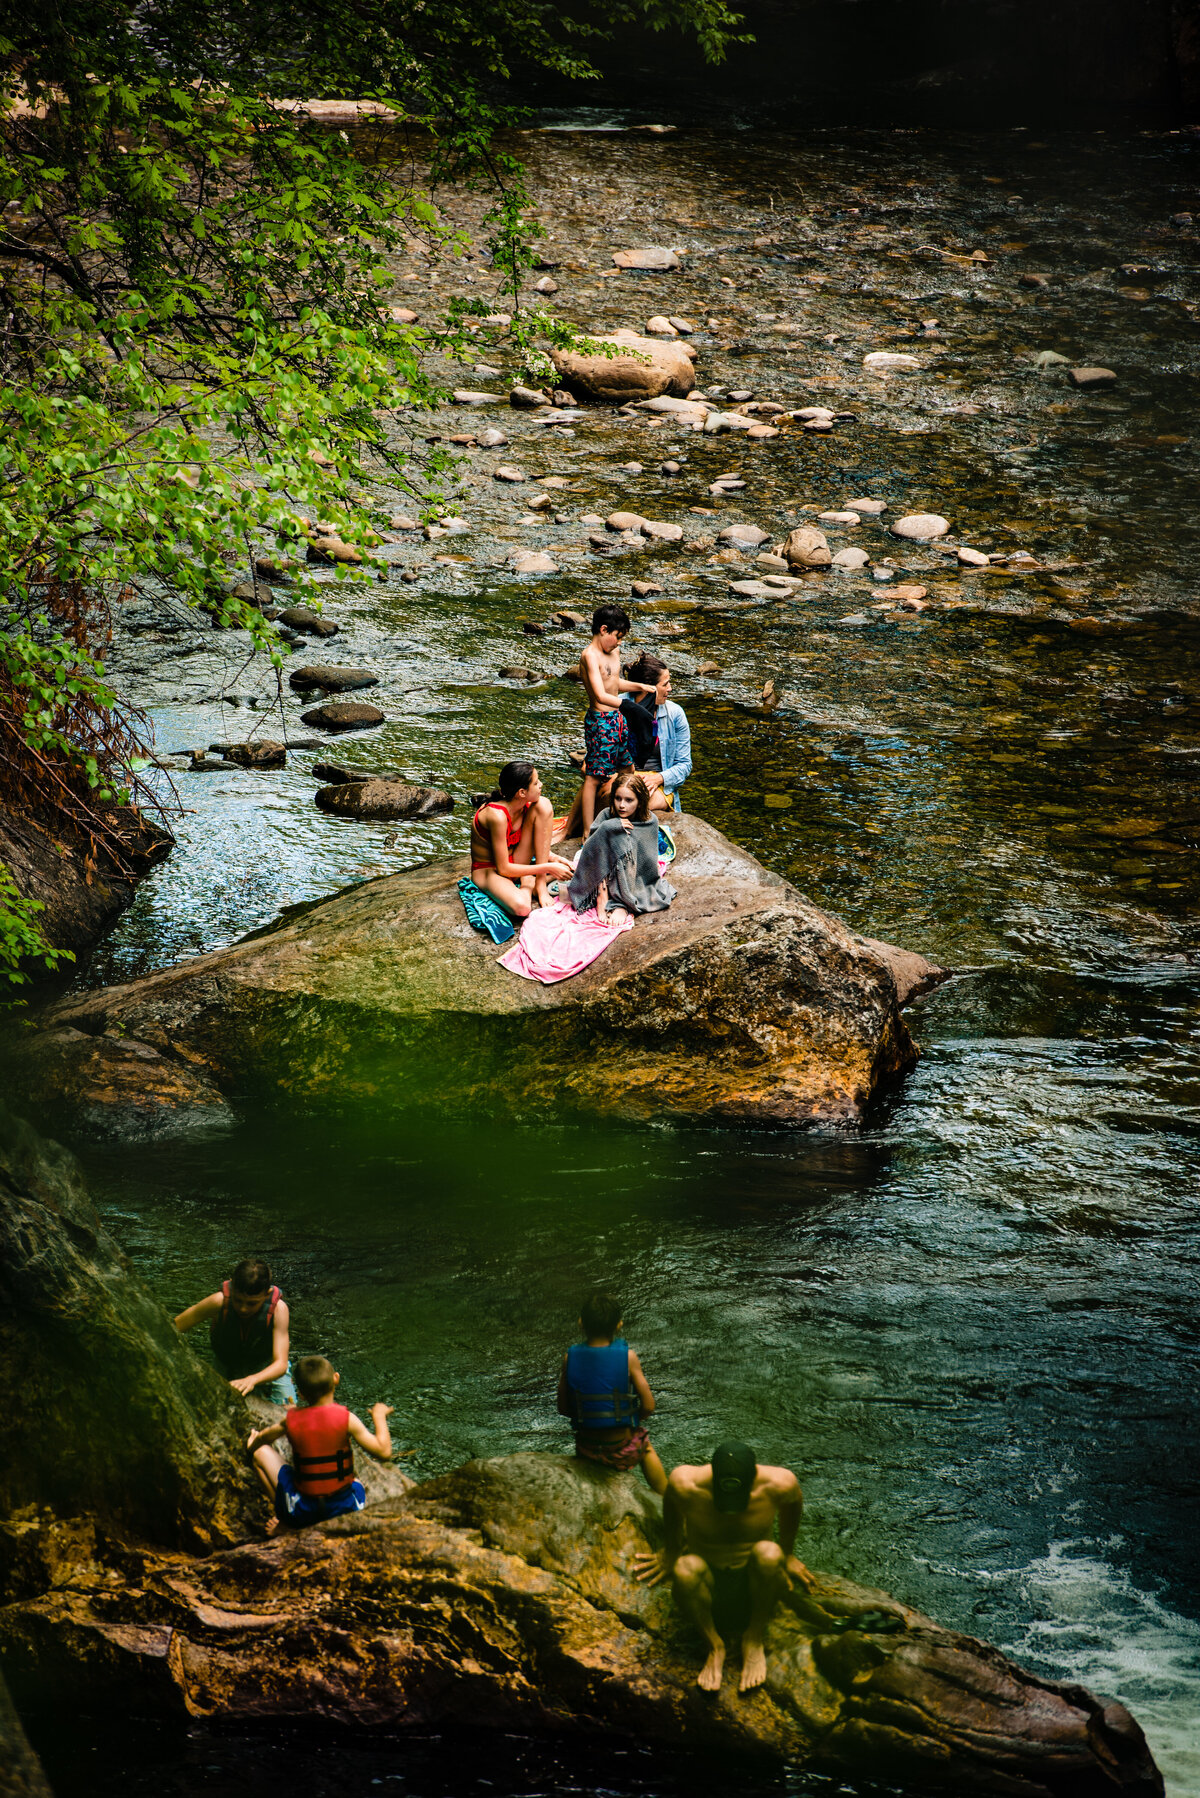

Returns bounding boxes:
[490,760,536,802]
[609,771,652,824]
[622,652,667,697]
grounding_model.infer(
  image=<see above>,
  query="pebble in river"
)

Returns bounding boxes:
[509,551,559,575]
[832,547,870,569]
[606,510,646,533]
[646,316,678,336]
[892,514,950,540]
[863,351,921,371]
[819,511,862,526]
[494,465,526,483]
[719,523,770,548]
[643,521,683,542]
[958,547,990,567]
[477,427,509,447]
[1068,366,1117,389]
[845,497,886,514]
[612,246,681,270]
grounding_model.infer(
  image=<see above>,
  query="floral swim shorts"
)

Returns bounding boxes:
[584,707,633,779]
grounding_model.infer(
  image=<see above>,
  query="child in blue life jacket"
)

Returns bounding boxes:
[174,1256,295,1403]
[557,1290,667,1495]
[247,1353,394,1533]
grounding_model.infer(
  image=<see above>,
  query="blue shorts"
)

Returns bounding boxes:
[274,1463,366,1529]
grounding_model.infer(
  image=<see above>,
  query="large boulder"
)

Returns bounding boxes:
[13,817,927,1134]
[0,807,172,971]
[0,1109,258,1569]
[0,1453,1163,1798]
[550,330,697,404]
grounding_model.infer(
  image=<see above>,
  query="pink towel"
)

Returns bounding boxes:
[499,898,633,984]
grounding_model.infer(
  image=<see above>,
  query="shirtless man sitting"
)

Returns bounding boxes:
[635,1441,814,1694]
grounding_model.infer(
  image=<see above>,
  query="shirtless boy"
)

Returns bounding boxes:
[635,1441,814,1694]
[579,606,655,835]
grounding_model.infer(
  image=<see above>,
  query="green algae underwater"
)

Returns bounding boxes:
[25,123,1200,1797]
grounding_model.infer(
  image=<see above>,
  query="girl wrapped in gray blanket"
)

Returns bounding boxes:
[567,772,676,924]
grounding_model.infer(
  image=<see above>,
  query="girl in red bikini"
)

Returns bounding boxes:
[470,761,574,920]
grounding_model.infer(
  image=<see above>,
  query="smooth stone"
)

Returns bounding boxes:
[312,761,401,785]
[718,523,770,547]
[871,567,895,582]
[704,411,754,433]
[305,536,362,566]
[728,389,753,402]
[1019,273,1050,289]
[818,512,862,526]
[550,331,695,404]
[636,395,711,416]
[510,385,549,408]
[316,780,454,821]
[494,466,526,482]
[747,423,779,439]
[695,659,722,674]
[832,547,870,569]
[863,351,921,371]
[667,316,696,333]
[288,665,378,694]
[728,580,774,597]
[253,557,293,582]
[1068,366,1117,389]
[783,526,831,569]
[299,701,386,731]
[498,666,540,682]
[803,419,834,432]
[757,553,790,572]
[606,510,647,533]
[891,514,950,540]
[793,407,835,421]
[230,580,275,605]
[389,515,422,531]
[642,521,683,542]
[838,613,872,625]
[509,551,559,575]
[661,460,682,475]
[451,389,504,405]
[891,585,928,602]
[957,547,990,567]
[551,389,579,408]
[845,499,887,513]
[217,740,286,770]
[646,315,679,336]
[278,606,339,637]
[580,513,604,526]
[533,275,559,294]
[390,306,419,323]
[476,428,510,447]
[611,246,680,270]
[550,610,586,630]
[631,580,663,597]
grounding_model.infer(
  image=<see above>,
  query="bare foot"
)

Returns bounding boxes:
[739,1636,767,1693]
[697,1640,726,1692]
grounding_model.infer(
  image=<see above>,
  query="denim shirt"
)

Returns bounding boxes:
[656,701,692,811]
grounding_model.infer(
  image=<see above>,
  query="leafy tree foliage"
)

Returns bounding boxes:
[0,0,742,993]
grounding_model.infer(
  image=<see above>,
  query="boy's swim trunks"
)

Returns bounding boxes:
[573,1424,650,1473]
[584,707,633,780]
[274,1463,367,1529]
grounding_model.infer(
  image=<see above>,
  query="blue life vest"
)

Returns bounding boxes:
[565,1339,641,1431]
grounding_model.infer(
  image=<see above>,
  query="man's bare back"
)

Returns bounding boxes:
[636,1446,813,1694]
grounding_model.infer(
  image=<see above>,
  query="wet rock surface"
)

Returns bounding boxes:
[0,1451,1163,1798]
[26,817,925,1131]
[0,808,173,970]
[314,779,455,820]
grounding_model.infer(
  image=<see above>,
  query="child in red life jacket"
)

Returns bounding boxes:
[174,1257,295,1403]
[556,1290,667,1495]
[247,1354,394,1533]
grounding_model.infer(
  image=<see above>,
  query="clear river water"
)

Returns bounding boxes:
[36,120,1200,1798]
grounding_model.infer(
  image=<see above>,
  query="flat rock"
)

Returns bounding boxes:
[254,556,293,582]
[957,547,990,568]
[642,520,683,542]
[494,465,526,483]
[718,523,770,547]
[277,606,339,637]
[747,423,779,438]
[316,780,454,821]
[631,580,663,597]
[704,411,754,433]
[0,1445,1163,1798]
[498,666,540,682]
[550,610,586,630]
[510,385,549,408]
[606,510,646,533]
[452,389,504,406]
[818,512,862,525]
[863,351,921,371]
[784,526,832,569]
[299,701,386,731]
[288,665,379,694]
[1068,366,1118,389]
[219,741,286,770]
[728,580,774,597]
[891,514,950,540]
[832,548,870,569]
[550,331,695,404]
[845,498,887,514]
[611,246,681,270]
[36,816,925,1130]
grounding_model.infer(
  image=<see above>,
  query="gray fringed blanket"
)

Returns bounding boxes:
[567,815,677,916]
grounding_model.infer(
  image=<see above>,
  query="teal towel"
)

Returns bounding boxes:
[457,876,516,944]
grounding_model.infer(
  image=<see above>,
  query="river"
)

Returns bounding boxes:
[41,121,1200,1796]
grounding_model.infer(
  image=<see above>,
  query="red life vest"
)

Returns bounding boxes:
[285,1403,355,1497]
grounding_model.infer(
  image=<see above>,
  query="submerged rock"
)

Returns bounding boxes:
[0,1449,1163,1798]
[289,665,379,694]
[29,817,924,1133]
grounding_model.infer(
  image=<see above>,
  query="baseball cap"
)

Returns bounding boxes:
[711,1441,757,1513]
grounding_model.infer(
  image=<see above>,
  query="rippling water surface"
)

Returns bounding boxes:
[43,121,1200,1795]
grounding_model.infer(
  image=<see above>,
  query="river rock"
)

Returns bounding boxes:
[642,520,683,542]
[718,523,770,548]
[288,665,379,694]
[1068,366,1117,389]
[254,556,294,582]
[747,423,779,439]
[220,740,287,770]
[704,411,754,433]
[612,246,680,270]
[783,527,832,569]
[477,427,509,447]
[306,535,362,565]
[550,610,586,629]
[818,512,862,525]
[510,385,549,408]
[832,547,870,569]
[31,816,928,1130]
[957,547,990,567]
[891,514,950,540]
[312,761,400,785]
[509,550,559,574]
[277,605,339,637]
[494,465,526,482]
[0,1444,1163,1798]
[299,701,386,731]
[863,351,921,371]
[606,510,646,533]
[230,579,275,605]
[315,780,454,821]
[452,389,504,406]
[533,276,558,294]
[845,497,887,513]
[549,331,695,404]
[646,315,678,335]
